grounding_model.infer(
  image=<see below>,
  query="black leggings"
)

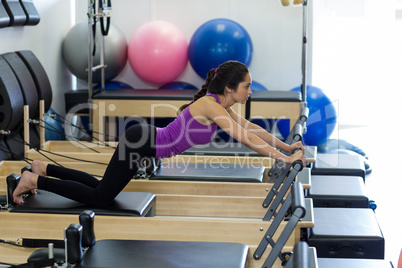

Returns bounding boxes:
[37,124,157,207]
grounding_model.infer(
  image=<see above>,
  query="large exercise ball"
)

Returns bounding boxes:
[278,86,337,145]
[128,21,188,85]
[159,81,197,90]
[251,81,268,91]
[62,21,127,83]
[188,18,253,79]
[94,80,131,90]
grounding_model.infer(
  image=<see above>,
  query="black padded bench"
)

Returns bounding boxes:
[306,175,369,208]
[289,241,392,268]
[317,258,392,268]
[7,174,155,217]
[311,153,366,182]
[306,207,384,259]
[9,190,155,217]
[75,240,249,268]
[150,162,265,183]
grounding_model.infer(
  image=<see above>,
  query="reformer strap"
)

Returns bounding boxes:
[254,182,306,268]
[98,0,111,36]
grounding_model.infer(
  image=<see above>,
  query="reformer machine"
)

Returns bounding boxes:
[3,182,308,268]
[4,159,304,220]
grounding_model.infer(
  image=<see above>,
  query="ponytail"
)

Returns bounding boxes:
[177,68,216,114]
[177,61,249,115]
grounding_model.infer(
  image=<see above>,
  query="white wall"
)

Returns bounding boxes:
[74,0,312,93]
[1,0,312,116]
[0,0,73,116]
[311,0,402,126]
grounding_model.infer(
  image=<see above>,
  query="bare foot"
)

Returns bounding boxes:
[31,160,47,177]
[13,172,38,205]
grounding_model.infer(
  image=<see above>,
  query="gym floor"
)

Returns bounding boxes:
[335,121,401,266]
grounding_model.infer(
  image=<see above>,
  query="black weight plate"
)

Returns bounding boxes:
[2,0,26,26]
[16,50,52,111]
[0,2,11,28]
[2,52,39,118]
[20,0,40,25]
[0,56,24,130]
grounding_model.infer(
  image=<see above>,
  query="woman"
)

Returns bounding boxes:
[13,60,305,207]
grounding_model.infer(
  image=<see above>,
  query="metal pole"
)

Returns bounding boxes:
[301,0,308,108]
[87,0,95,131]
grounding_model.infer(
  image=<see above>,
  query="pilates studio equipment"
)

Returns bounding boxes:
[1,182,312,267]
[1,0,40,27]
[0,50,52,160]
[4,160,305,220]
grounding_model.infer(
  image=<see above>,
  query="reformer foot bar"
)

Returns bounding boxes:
[3,161,305,220]
[4,182,309,268]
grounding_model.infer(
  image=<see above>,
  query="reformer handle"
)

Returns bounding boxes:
[284,241,310,268]
[292,124,303,142]
[21,166,32,174]
[299,107,309,123]
[79,210,96,248]
[65,224,83,264]
[6,173,20,206]
[291,181,306,219]
[292,159,304,172]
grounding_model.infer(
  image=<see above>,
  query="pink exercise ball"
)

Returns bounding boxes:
[128,21,188,85]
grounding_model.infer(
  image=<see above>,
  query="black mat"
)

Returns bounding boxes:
[307,207,384,259]
[76,240,249,268]
[151,162,265,183]
[10,190,155,217]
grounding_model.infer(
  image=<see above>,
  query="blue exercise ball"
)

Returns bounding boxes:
[188,18,253,79]
[159,81,197,90]
[93,81,131,90]
[251,81,268,91]
[278,85,337,145]
[45,108,65,141]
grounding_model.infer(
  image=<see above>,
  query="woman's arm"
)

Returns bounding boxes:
[205,103,303,164]
[226,107,300,153]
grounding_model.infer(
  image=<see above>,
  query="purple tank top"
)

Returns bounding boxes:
[155,94,220,158]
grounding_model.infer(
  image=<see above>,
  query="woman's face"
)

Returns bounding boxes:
[234,73,252,104]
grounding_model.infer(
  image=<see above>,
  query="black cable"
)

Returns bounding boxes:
[19,139,63,168]
[41,118,101,153]
[0,138,32,165]
[48,112,117,149]
[56,112,119,143]
[33,148,108,166]
[8,133,104,178]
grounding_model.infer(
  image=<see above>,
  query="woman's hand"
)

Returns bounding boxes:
[288,141,305,154]
[286,150,306,166]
